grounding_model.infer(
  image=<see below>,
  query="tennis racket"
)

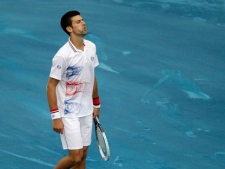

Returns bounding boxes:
[94,117,110,161]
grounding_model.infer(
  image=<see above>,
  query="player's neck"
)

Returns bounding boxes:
[70,35,84,51]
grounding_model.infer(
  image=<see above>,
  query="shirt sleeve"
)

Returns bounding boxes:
[94,54,99,68]
[49,55,66,80]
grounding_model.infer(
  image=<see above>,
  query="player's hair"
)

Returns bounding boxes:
[60,10,80,35]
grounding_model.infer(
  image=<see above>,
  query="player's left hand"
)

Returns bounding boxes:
[93,107,100,120]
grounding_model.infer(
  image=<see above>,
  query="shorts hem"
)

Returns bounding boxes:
[62,142,91,150]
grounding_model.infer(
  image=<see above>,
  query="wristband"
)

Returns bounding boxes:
[50,108,61,119]
[93,104,101,108]
[93,96,100,108]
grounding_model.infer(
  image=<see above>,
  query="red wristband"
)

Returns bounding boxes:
[93,97,100,106]
[50,108,61,119]
[50,108,59,113]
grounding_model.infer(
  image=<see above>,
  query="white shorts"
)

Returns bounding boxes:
[60,114,93,150]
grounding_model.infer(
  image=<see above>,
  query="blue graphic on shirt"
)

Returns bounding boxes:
[64,100,81,115]
[66,66,82,79]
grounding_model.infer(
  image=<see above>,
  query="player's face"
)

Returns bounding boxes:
[69,15,87,36]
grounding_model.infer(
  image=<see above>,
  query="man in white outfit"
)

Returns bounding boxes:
[46,10,101,169]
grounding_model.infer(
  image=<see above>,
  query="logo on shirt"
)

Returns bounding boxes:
[91,56,94,61]
[66,81,87,96]
[64,100,81,114]
[57,65,61,69]
[66,66,82,79]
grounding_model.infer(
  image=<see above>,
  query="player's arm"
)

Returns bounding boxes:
[93,76,100,119]
[46,77,64,134]
[47,77,59,109]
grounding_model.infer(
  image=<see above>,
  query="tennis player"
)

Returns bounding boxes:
[46,10,101,169]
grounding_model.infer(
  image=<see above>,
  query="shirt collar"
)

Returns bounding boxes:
[68,38,86,53]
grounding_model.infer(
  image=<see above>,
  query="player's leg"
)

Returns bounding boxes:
[54,149,83,169]
[72,114,93,169]
[72,146,88,169]
[55,117,84,168]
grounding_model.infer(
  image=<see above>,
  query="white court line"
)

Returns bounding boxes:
[0,149,54,167]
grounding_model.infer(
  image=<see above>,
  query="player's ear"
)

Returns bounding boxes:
[66,26,73,33]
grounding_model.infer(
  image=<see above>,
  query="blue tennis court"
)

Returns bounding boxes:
[0,0,225,168]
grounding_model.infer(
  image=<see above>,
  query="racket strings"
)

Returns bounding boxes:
[96,126,107,155]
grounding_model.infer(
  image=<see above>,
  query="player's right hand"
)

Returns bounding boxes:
[53,118,64,134]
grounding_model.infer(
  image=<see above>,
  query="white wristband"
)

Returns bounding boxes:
[93,104,101,108]
[51,112,61,119]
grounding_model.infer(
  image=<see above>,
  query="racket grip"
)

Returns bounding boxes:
[95,117,100,123]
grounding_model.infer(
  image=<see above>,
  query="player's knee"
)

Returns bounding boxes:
[69,156,82,166]
[68,153,83,165]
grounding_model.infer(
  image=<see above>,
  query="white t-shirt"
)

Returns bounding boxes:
[49,38,99,118]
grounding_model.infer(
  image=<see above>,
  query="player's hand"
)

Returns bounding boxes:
[93,107,100,120]
[53,118,64,134]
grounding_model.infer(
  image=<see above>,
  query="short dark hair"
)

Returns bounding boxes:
[60,10,80,35]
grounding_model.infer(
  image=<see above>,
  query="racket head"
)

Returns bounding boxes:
[94,117,110,161]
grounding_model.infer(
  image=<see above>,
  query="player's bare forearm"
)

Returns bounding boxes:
[92,76,99,98]
[46,77,59,110]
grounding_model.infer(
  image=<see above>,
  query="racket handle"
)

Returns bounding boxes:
[95,116,100,123]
